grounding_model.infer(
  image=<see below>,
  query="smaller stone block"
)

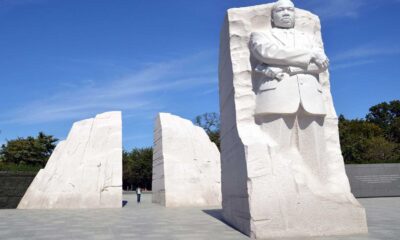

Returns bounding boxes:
[17,112,122,209]
[152,113,221,207]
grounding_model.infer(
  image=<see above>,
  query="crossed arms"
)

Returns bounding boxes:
[250,31,329,79]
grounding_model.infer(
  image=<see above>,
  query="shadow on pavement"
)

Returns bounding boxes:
[203,209,249,238]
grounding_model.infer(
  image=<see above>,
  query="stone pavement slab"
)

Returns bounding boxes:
[0,193,398,239]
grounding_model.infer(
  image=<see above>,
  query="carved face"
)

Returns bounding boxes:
[272,3,295,29]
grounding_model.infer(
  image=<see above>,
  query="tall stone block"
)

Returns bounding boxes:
[152,113,221,207]
[18,112,122,209]
[219,3,367,239]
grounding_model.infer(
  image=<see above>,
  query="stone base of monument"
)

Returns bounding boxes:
[224,167,368,238]
[222,149,368,238]
[219,3,368,239]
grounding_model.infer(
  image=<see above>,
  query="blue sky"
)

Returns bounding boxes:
[0,0,399,150]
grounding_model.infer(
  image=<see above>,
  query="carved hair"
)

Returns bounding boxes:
[272,0,295,11]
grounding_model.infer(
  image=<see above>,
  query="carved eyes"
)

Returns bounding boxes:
[275,7,295,13]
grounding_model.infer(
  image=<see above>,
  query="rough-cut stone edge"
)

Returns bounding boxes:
[152,114,166,205]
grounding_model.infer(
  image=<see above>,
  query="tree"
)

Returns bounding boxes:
[123,147,153,190]
[339,115,399,164]
[362,136,399,163]
[0,132,58,167]
[390,117,400,144]
[194,112,220,149]
[366,100,400,143]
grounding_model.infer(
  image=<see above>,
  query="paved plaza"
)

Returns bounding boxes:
[0,193,399,240]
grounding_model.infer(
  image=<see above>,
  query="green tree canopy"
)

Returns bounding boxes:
[339,115,399,164]
[366,100,400,143]
[123,147,153,190]
[0,132,58,167]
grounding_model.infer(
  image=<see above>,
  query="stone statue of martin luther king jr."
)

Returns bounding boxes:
[250,0,333,180]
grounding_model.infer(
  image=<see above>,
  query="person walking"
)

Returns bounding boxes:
[136,187,141,203]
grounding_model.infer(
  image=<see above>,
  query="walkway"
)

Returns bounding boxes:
[0,193,398,239]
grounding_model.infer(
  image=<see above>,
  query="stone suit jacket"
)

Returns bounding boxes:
[250,28,327,116]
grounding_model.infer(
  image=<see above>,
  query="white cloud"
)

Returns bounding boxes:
[303,0,367,19]
[0,51,216,124]
[330,43,400,70]
[303,0,400,20]
[330,60,375,71]
[197,88,218,96]
[332,45,400,62]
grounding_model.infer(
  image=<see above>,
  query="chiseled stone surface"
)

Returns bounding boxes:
[219,2,367,239]
[152,112,221,207]
[18,112,122,209]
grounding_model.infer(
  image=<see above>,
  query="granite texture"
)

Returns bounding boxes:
[219,3,367,239]
[152,113,221,207]
[17,112,122,209]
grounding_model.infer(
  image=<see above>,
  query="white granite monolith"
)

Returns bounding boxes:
[18,112,122,209]
[219,2,368,239]
[152,113,221,207]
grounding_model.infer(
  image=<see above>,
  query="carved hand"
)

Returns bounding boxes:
[314,58,329,69]
[312,51,329,70]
